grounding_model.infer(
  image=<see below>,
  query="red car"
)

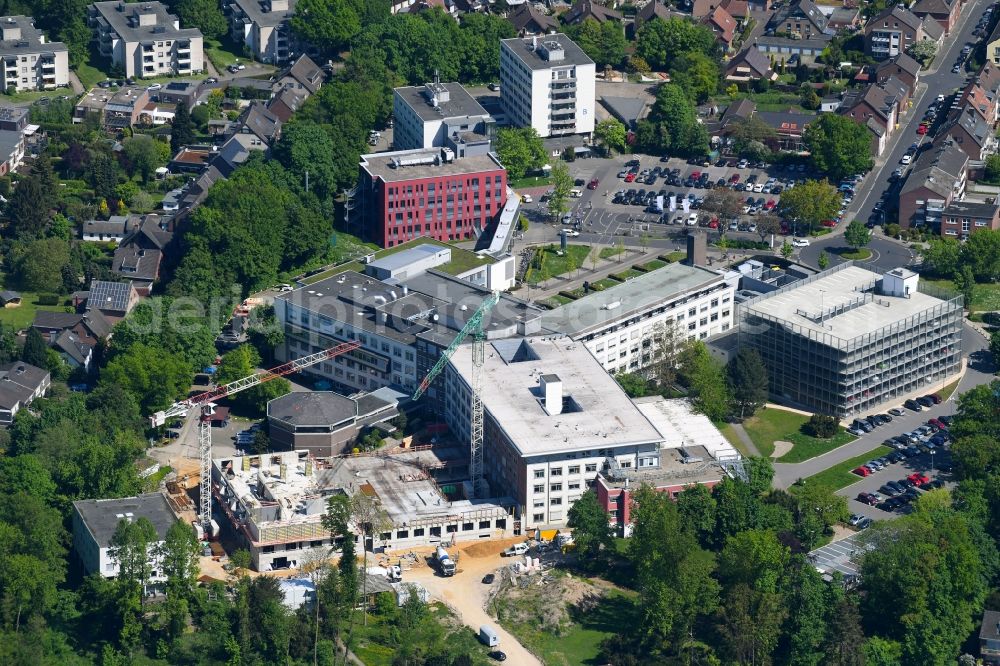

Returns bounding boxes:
[587,178,599,190]
[821,220,837,228]
[708,219,719,229]
[928,418,946,430]
[856,492,879,506]
[729,173,741,183]
[765,199,776,210]
[852,466,871,477]
[908,473,931,485]
[917,124,928,135]
[691,170,701,180]
[624,173,636,183]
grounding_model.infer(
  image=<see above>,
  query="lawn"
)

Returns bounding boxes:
[510,174,554,189]
[921,277,1000,312]
[736,408,808,458]
[1,88,70,104]
[593,277,621,290]
[611,269,644,281]
[524,244,591,283]
[204,35,247,70]
[792,445,894,494]
[501,589,639,666]
[599,246,631,261]
[838,248,872,261]
[636,260,667,271]
[0,291,73,332]
[75,51,111,90]
[718,421,753,457]
[781,426,858,463]
[938,377,960,402]
[659,251,687,263]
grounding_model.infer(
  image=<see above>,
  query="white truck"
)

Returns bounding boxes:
[435,546,456,577]
[502,542,529,557]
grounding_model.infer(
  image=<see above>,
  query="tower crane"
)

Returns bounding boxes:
[150,341,360,533]
[412,292,499,499]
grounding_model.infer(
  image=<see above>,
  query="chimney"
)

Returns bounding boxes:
[532,35,538,50]
[686,232,707,267]
[540,374,563,415]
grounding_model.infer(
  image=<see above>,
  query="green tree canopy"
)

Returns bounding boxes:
[594,118,627,155]
[495,127,546,179]
[779,179,841,231]
[636,17,718,70]
[567,490,614,568]
[727,348,768,419]
[844,220,872,249]
[669,51,720,104]
[803,114,874,180]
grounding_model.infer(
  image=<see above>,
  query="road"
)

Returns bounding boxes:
[773,321,995,487]
[797,233,916,271]
[846,0,993,230]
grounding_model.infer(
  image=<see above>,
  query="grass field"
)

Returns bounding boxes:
[501,590,638,666]
[204,36,246,70]
[792,445,894,494]
[593,277,621,290]
[637,260,667,271]
[660,251,687,263]
[781,427,858,463]
[599,246,631,261]
[922,277,1000,312]
[839,248,873,261]
[938,378,960,402]
[718,421,752,456]
[524,244,591,283]
[0,291,73,332]
[510,174,554,189]
[75,51,111,90]
[612,269,644,280]
[738,408,856,461]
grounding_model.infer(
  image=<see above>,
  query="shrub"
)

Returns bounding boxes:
[805,414,838,438]
[36,293,60,306]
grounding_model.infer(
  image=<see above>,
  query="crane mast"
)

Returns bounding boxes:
[412,292,499,498]
[150,341,360,532]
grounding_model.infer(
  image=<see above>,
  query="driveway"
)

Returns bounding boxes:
[401,540,543,666]
[773,321,994,487]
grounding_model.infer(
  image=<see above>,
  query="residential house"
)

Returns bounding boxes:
[0,16,69,92]
[755,110,815,151]
[0,361,50,425]
[72,493,178,590]
[0,291,20,307]
[266,87,306,122]
[32,310,113,353]
[168,145,212,173]
[941,201,1000,238]
[937,110,996,161]
[232,102,281,149]
[722,0,751,24]
[769,0,829,39]
[87,279,140,317]
[725,46,778,85]
[865,6,943,61]
[0,127,24,175]
[53,330,93,370]
[982,609,1000,666]
[87,1,203,79]
[154,79,201,110]
[840,84,899,147]
[703,7,738,51]
[828,6,861,31]
[633,1,672,34]
[754,35,829,65]
[719,97,757,131]
[911,0,961,34]
[81,215,137,242]
[986,20,1000,65]
[225,0,305,65]
[898,140,969,229]
[959,80,1000,127]
[111,246,162,294]
[274,54,324,96]
[102,86,152,130]
[562,0,623,25]
[875,52,921,94]
[880,75,912,109]
[505,3,559,37]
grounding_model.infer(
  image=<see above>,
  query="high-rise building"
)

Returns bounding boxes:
[88,1,203,79]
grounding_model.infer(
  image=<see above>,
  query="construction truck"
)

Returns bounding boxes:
[435,546,456,577]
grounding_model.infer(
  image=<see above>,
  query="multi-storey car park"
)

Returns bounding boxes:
[738,264,963,417]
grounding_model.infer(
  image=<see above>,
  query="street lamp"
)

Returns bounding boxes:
[930,448,936,474]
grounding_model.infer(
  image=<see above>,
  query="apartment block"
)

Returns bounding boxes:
[88,1,203,79]
[226,0,305,65]
[865,5,942,61]
[0,16,68,92]
[393,80,494,155]
[739,264,962,417]
[500,34,596,138]
[898,140,968,229]
[941,201,1000,238]
[539,262,735,377]
[357,147,508,248]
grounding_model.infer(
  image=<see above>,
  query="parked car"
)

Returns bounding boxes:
[856,492,879,505]
[908,473,931,485]
[852,466,871,477]
[904,399,923,412]
[792,238,810,247]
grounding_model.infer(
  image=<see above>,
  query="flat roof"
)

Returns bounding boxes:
[305,239,498,283]
[90,1,202,42]
[540,262,726,337]
[73,492,176,548]
[632,396,740,460]
[599,445,725,489]
[369,243,448,273]
[450,337,663,457]
[744,265,960,344]
[501,34,595,69]
[229,0,297,27]
[395,82,489,122]
[0,15,67,57]
[267,391,360,427]
[361,148,504,183]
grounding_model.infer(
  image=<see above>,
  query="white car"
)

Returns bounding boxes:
[560,229,580,237]
[521,194,533,204]
[686,214,699,226]
[792,238,810,247]
[937,94,946,102]
[753,183,765,193]
[900,155,912,165]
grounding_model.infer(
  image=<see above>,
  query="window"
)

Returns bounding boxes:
[568,482,580,490]
[479,520,490,529]
[462,522,474,531]
[585,463,597,472]
[550,467,563,476]
[534,484,544,493]
[533,513,545,522]
[396,530,408,539]
[533,500,544,508]
[550,483,563,492]
[413,527,425,537]
[550,498,562,506]
[568,465,580,474]
[534,469,545,479]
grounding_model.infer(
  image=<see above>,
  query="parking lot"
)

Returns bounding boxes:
[520,153,859,246]
[837,405,955,522]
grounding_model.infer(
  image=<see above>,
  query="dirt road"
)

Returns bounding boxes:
[392,540,543,666]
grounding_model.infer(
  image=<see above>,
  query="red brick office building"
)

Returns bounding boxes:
[357,147,508,248]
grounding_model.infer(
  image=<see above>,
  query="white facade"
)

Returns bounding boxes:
[88,2,204,79]
[0,16,70,92]
[500,35,596,138]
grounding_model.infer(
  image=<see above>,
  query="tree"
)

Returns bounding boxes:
[5,176,49,239]
[922,238,960,277]
[123,135,164,183]
[727,348,768,419]
[818,250,830,270]
[907,39,937,66]
[803,114,874,180]
[780,179,841,232]
[636,17,718,70]
[955,263,976,310]
[716,584,787,665]
[594,118,627,155]
[173,0,227,37]
[170,102,196,154]
[794,482,849,549]
[88,152,120,202]
[991,330,1000,363]
[156,520,200,639]
[805,413,839,438]
[109,516,157,651]
[567,18,626,68]
[567,490,614,569]
[217,344,291,414]
[11,238,71,292]
[639,83,709,157]
[677,483,717,547]
[960,228,1000,282]
[701,188,745,221]
[780,240,794,259]
[730,116,777,157]
[670,51,720,104]
[648,321,687,389]
[615,372,648,397]
[756,213,782,242]
[687,343,731,421]
[21,328,49,369]
[986,154,1000,184]
[548,161,573,222]
[100,344,192,411]
[844,220,872,249]
[494,127,545,179]
[290,0,363,55]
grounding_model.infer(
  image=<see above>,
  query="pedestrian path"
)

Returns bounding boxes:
[728,422,762,457]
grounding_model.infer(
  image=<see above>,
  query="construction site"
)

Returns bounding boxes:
[213,448,518,571]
